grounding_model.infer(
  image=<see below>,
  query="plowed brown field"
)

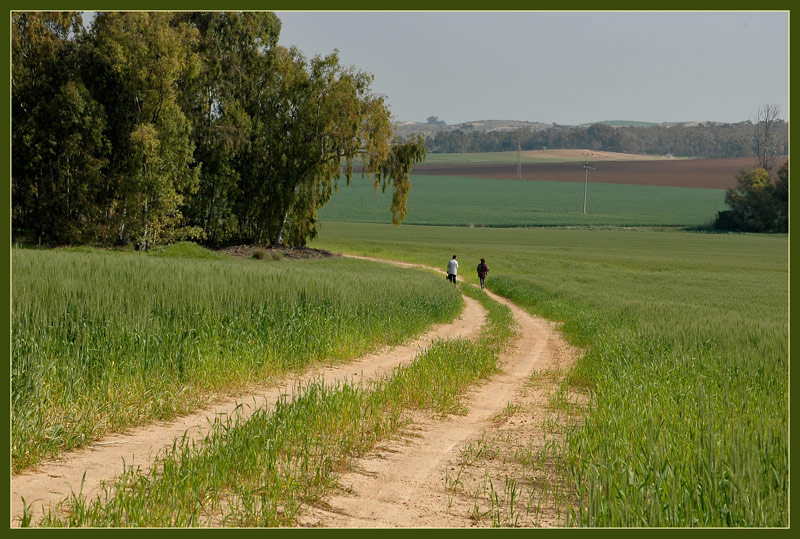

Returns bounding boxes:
[414,157,783,189]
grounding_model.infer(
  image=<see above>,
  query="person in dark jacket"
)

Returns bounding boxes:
[477,258,489,289]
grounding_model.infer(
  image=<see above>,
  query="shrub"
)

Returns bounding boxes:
[715,163,788,232]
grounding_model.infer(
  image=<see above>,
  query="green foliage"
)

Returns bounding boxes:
[12,12,110,244]
[233,46,426,246]
[11,249,462,471]
[716,164,788,232]
[237,46,389,245]
[89,12,201,249]
[311,222,788,526]
[374,136,427,225]
[12,11,426,249]
[177,12,282,245]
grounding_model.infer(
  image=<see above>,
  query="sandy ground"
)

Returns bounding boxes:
[12,255,582,528]
[10,282,486,526]
[296,278,582,528]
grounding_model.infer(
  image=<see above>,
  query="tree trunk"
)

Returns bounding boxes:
[273,210,288,246]
[141,200,149,251]
[273,181,304,246]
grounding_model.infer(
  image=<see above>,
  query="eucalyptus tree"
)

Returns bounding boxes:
[88,12,201,249]
[12,10,426,249]
[12,12,109,244]
[240,46,426,246]
[175,11,282,244]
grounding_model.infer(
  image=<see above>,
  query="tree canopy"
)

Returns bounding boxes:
[12,11,426,248]
[715,161,788,233]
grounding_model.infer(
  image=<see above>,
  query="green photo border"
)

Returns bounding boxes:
[3,5,792,535]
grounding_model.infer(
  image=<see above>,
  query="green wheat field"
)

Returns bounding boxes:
[12,214,787,526]
[310,222,788,527]
[318,174,727,227]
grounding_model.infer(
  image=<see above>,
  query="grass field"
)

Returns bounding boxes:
[310,222,788,526]
[11,246,462,472]
[319,175,727,227]
[33,285,516,527]
[12,217,787,526]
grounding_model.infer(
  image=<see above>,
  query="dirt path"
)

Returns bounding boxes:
[11,282,486,526]
[298,258,581,528]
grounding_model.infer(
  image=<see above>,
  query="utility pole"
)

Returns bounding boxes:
[517,142,522,179]
[582,152,595,214]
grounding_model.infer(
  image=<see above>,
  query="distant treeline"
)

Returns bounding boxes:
[425,121,788,158]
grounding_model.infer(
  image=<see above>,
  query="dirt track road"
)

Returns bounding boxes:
[12,256,579,528]
[299,258,579,527]
[11,277,485,526]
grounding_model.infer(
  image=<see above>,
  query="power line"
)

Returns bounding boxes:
[582,152,596,214]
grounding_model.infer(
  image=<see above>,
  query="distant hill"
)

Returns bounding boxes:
[578,120,661,128]
[394,119,551,139]
[576,120,733,128]
[395,119,727,138]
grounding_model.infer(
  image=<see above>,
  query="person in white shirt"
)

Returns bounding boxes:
[446,254,459,284]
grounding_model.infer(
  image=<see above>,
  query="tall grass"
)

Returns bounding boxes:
[492,275,787,526]
[12,249,462,472]
[310,222,788,526]
[34,286,515,527]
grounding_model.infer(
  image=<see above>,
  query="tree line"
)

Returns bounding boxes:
[426,119,787,159]
[12,12,425,248]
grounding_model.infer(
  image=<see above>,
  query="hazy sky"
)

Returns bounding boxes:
[275,11,788,125]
